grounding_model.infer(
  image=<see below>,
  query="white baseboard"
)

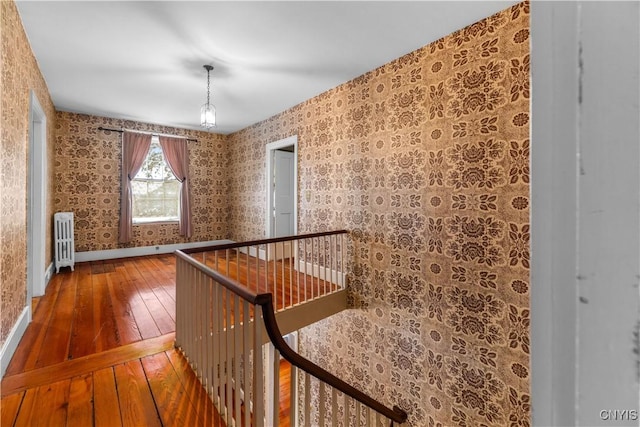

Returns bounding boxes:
[44,262,54,287]
[236,242,345,287]
[297,260,346,287]
[238,244,263,260]
[237,241,292,262]
[75,239,234,263]
[1,306,30,379]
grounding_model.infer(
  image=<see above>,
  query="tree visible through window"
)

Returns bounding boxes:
[132,136,180,223]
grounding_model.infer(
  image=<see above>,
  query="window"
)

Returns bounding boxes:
[132,136,180,223]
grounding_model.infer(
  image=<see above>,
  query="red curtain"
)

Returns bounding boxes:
[159,136,192,238]
[118,132,152,243]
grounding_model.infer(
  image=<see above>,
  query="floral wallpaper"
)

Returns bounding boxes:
[54,112,229,251]
[1,0,57,347]
[228,2,530,426]
[4,0,530,423]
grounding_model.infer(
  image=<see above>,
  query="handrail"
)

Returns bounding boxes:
[175,250,270,305]
[176,245,408,425]
[181,229,349,254]
[259,295,408,424]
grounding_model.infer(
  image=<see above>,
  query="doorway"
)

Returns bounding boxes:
[27,91,47,303]
[265,135,297,239]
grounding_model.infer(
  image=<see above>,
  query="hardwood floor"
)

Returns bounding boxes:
[1,255,293,426]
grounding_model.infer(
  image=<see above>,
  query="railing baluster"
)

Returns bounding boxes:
[267,243,274,311]
[200,271,206,379]
[253,306,264,427]
[329,234,334,292]
[291,242,297,306]
[201,272,205,381]
[303,239,308,302]
[216,284,222,416]
[243,301,251,427]
[281,241,286,309]
[193,265,196,360]
[318,236,322,297]
[246,246,251,293]
[226,288,233,423]
[318,236,322,298]
[198,271,204,383]
[331,236,340,291]
[341,233,345,289]
[311,237,315,300]
[272,345,280,427]
[175,258,181,350]
[265,343,274,425]
[212,279,219,407]
[184,261,191,363]
[201,274,209,390]
[331,386,338,426]
[219,287,226,417]
[324,235,328,296]
[319,381,326,427]
[290,365,297,427]
[193,267,200,372]
[207,277,214,399]
[236,248,240,282]
[344,393,349,427]
[255,245,260,295]
[234,294,242,425]
[304,372,311,427]
[273,244,278,311]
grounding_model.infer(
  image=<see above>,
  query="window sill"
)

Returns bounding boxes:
[133,218,179,225]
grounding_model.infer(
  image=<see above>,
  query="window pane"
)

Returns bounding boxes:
[165,183,179,197]
[132,137,180,222]
[136,141,175,181]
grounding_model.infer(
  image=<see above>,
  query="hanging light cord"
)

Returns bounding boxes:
[206,68,211,105]
[204,64,213,106]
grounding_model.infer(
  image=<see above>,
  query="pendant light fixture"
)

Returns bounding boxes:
[200,65,216,129]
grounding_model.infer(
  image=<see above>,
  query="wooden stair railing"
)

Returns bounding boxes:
[175,230,408,426]
[181,229,349,254]
[183,230,349,313]
[260,295,408,425]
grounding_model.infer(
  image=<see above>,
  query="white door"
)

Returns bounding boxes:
[28,91,47,300]
[273,149,295,237]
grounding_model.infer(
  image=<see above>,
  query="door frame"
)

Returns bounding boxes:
[265,135,298,238]
[27,91,48,300]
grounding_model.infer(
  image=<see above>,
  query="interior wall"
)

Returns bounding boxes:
[54,112,229,252]
[575,3,639,421]
[1,0,56,347]
[531,2,640,425]
[228,2,530,425]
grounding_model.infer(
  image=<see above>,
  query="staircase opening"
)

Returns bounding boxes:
[175,230,408,426]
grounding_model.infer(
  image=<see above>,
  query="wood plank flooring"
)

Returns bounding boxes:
[1,255,294,426]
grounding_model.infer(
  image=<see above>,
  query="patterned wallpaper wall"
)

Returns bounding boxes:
[54,112,229,251]
[228,3,530,426]
[1,0,57,347]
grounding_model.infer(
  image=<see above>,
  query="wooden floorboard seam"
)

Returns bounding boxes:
[1,333,175,397]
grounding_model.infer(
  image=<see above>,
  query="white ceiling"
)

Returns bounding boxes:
[16,1,517,135]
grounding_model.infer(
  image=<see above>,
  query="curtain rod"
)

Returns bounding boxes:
[97,126,198,142]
